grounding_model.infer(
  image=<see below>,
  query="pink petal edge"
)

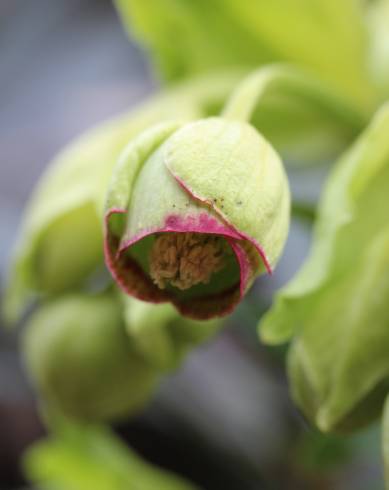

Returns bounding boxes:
[104,209,252,304]
[167,168,273,275]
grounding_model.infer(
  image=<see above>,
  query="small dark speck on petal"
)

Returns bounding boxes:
[237,200,243,205]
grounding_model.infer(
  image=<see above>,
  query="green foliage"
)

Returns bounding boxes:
[6,0,389,485]
[24,419,198,490]
[115,0,375,111]
[260,104,389,432]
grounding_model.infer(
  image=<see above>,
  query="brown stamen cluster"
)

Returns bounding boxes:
[149,232,227,290]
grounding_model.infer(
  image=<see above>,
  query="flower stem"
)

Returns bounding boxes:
[222,63,367,131]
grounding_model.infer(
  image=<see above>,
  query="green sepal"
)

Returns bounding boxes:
[165,117,290,269]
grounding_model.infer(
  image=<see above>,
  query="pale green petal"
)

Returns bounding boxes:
[165,117,290,269]
[119,130,227,245]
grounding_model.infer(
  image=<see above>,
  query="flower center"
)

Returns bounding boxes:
[149,232,227,290]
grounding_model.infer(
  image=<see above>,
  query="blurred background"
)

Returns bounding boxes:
[0,0,384,489]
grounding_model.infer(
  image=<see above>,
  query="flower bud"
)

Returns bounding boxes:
[4,72,241,324]
[105,118,290,319]
[23,292,158,422]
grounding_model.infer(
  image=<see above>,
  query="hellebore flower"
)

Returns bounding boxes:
[105,118,290,319]
[23,292,158,422]
[3,71,242,324]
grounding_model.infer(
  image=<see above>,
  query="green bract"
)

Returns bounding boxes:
[260,104,389,432]
[104,117,290,319]
[23,292,158,422]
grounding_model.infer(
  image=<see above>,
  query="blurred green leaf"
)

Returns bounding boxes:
[115,0,376,111]
[260,104,389,432]
[24,420,198,490]
[23,292,158,422]
[366,0,389,101]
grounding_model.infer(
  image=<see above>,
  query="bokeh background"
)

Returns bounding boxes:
[0,1,384,488]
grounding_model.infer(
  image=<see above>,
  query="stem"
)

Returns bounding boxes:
[222,63,367,131]
[291,201,317,224]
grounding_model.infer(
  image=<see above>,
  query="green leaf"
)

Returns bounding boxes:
[260,104,389,432]
[114,0,376,111]
[24,420,198,490]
